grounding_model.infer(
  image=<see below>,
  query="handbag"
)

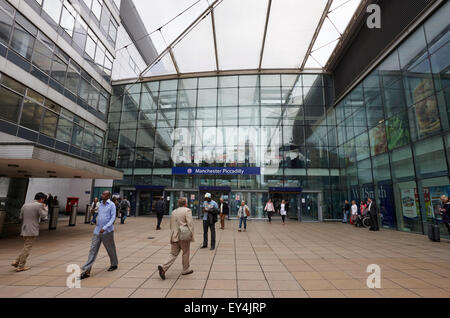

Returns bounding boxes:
[179,224,192,241]
[245,207,250,217]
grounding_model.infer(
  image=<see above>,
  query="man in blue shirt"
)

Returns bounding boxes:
[201,193,218,250]
[80,191,118,279]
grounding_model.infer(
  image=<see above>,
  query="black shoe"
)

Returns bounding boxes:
[158,265,165,280]
[210,247,215,250]
[107,266,118,272]
[182,270,194,276]
[200,245,207,249]
[80,271,90,280]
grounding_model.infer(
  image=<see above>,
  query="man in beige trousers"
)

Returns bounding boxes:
[12,192,48,272]
[158,197,194,280]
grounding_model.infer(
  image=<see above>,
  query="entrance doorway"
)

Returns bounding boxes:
[138,190,164,216]
[300,193,319,222]
[269,192,301,220]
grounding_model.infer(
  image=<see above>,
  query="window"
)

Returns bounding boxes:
[56,116,73,143]
[42,0,62,24]
[40,109,58,137]
[50,54,67,85]
[72,123,84,147]
[60,4,75,37]
[73,18,87,51]
[108,20,117,42]
[32,35,53,74]
[85,33,96,59]
[21,99,43,131]
[66,61,80,94]
[78,78,90,102]
[91,0,102,21]
[10,24,35,60]
[0,9,13,45]
[100,5,111,33]
[94,41,105,68]
[0,86,22,123]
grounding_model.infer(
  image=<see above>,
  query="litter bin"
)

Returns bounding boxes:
[0,201,6,237]
[69,204,77,227]
[49,205,59,230]
[84,204,91,224]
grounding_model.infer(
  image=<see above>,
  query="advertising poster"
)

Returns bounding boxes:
[369,123,388,156]
[401,188,419,219]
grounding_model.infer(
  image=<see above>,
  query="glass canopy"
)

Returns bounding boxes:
[142,0,363,78]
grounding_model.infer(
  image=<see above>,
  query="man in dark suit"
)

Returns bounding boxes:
[219,198,229,230]
[367,198,379,231]
[155,197,166,230]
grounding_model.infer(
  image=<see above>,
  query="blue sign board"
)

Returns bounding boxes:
[172,167,261,175]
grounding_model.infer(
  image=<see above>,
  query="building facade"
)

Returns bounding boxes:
[0,0,154,231]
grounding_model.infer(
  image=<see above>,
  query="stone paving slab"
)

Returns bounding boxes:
[0,216,449,298]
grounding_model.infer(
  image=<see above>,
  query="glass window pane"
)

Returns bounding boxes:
[60,5,75,36]
[0,9,13,45]
[40,109,58,137]
[372,154,391,182]
[56,116,72,143]
[391,146,415,181]
[239,87,259,106]
[43,0,62,24]
[11,24,35,60]
[50,54,67,85]
[218,88,238,106]
[409,95,441,141]
[239,106,260,126]
[414,136,447,178]
[177,90,197,108]
[197,89,217,107]
[72,124,83,147]
[369,123,388,156]
[0,86,22,123]
[386,112,411,150]
[20,99,43,131]
[73,18,87,50]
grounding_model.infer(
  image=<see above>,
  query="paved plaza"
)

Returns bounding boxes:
[0,216,450,298]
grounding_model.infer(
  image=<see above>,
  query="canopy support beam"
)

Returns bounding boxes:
[300,0,333,70]
[258,0,272,71]
[211,9,220,72]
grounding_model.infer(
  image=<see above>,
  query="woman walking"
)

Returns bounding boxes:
[280,200,287,224]
[237,201,250,232]
[264,199,275,223]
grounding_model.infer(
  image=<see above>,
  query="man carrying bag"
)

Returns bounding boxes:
[201,193,218,250]
[158,197,194,280]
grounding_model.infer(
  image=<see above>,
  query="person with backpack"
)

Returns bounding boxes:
[157,197,194,280]
[119,196,130,224]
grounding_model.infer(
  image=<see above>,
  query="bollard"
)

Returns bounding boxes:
[69,204,77,227]
[84,204,91,224]
[49,205,59,230]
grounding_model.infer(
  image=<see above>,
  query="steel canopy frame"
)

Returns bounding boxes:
[135,0,360,82]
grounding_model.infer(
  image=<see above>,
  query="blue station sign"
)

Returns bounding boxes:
[172,167,261,175]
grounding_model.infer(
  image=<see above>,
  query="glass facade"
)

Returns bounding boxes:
[0,0,111,120]
[108,74,338,219]
[334,3,449,237]
[0,72,105,162]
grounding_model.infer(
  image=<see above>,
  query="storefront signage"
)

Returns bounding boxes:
[172,167,261,175]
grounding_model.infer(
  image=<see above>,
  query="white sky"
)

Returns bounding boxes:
[133,0,361,70]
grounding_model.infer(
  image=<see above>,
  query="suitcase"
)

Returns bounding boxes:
[428,223,440,242]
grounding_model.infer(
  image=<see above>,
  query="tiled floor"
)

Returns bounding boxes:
[0,216,450,298]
